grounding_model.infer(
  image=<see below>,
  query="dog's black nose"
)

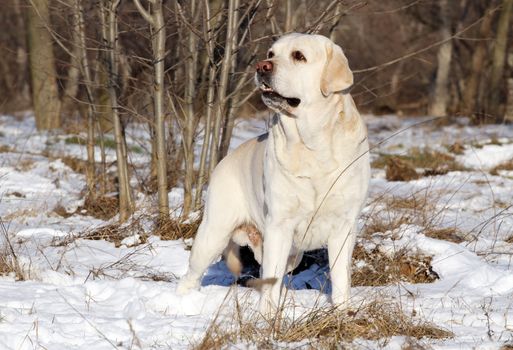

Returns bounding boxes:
[256,60,273,73]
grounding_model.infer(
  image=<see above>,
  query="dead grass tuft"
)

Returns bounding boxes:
[490,159,513,176]
[0,145,12,153]
[61,156,87,174]
[373,147,466,181]
[0,220,25,280]
[15,158,35,171]
[385,156,420,181]
[364,211,412,237]
[423,227,464,243]
[75,210,201,248]
[155,215,201,241]
[352,245,438,286]
[53,204,73,218]
[446,141,465,155]
[81,216,147,248]
[195,301,452,349]
[79,194,119,220]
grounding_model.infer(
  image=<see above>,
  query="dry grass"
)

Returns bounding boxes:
[60,156,88,174]
[446,141,465,155]
[0,145,12,153]
[79,194,119,220]
[423,227,464,244]
[352,244,438,286]
[195,300,452,349]
[490,159,513,176]
[80,216,148,248]
[385,156,420,181]
[15,158,35,171]
[0,220,25,280]
[373,147,466,181]
[53,204,74,218]
[75,210,201,247]
[154,215,201,241]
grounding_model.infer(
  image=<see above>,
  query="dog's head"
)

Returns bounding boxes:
[255,33,353,114]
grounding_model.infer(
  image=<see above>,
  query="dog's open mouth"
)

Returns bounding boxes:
[259,82,301,108]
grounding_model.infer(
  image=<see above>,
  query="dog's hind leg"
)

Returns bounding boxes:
[176,218,234,295]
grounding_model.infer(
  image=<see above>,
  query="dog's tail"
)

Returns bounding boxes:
[223,240,243,277]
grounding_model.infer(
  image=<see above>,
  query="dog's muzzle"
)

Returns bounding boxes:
[255,60,301,108]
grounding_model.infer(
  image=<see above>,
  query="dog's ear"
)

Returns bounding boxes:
[320,43,353,96]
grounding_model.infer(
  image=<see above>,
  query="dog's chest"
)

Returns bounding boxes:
[292,183,349,250]
[269,170,354,250]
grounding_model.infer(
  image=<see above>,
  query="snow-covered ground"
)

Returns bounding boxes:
[1,113,513,349]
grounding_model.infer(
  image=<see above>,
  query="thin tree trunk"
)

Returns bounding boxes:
[505,49,513,121]
[428,0,453,117]
[101,0,134,222]
[194,0,217,209]
[183,0,199,216]
[133,0,170,221]
[285,0,293,32]
[73,0,96,197]
[219,0,240,159]
[462,7,494,116]
[488,0,513,120]
[61,5,82,117]
[209,0,237,173]
[13,0,30,103]
[27,0,61,130]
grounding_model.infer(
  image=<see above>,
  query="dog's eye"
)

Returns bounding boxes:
[267,51,274,59]
[292,50,306,62]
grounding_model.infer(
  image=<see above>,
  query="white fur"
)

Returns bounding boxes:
[177,33,370,315]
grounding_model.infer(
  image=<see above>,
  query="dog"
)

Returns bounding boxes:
[177,33,370,315]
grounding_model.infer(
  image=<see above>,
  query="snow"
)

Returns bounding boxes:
[1,113,513,349]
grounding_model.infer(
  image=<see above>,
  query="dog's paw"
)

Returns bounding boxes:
[331,294,350,311]
[176,275,199,296]
[258,296,279,319]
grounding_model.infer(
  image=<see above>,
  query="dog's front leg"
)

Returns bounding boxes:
[259,221,294,317]
[328,223,356,309]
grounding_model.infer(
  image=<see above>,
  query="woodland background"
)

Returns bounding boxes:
[0,0,512,223]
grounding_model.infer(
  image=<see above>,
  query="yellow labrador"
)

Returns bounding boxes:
[177,33,370,315]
